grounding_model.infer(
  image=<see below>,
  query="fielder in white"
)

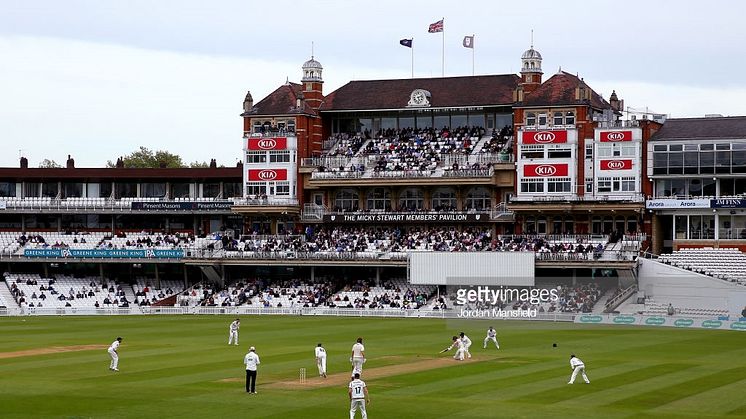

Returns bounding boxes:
[459,332,472,359]
[315,343,327,378]
[348,372,369,419]
[483,326,500,349]
[108,337,122,371]
[441,335,465,361]
[228,318,240,345]
[568,354,590,384]
[350,337,366,376]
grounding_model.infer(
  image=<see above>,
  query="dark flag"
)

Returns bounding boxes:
[400,38,413,48]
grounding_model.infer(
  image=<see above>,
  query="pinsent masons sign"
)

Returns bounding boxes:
[521,130,568,145]
[131,201,234,211]
[322,213,490,223]
[247,137,287,150]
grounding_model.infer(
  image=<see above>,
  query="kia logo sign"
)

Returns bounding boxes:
[248,137,287,150]
[535,165,557,176]
[606,132,625,141]
[257,169,278,180]
[600,131,632,142]
[606,160,626,170]
[257,139,277,150]
[533,132,556,143]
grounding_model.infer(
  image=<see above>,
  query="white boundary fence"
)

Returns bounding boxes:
[0,305,574,322]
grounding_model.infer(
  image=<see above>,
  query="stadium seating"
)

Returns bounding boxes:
[3,273,133,308]
[329,279,435,309]
[658,248,746,283]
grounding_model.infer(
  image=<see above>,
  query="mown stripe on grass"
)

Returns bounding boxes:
[508,362,694,404]
[648,378,746,417]
[606,366,746,410]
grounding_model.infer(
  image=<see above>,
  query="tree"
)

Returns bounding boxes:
[39,159,62,168]
[189,161,209,168]
[107,146,185,168]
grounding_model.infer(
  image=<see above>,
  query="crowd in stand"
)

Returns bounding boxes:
[480,125,514,154]
[327,132,369,157]
[328,279,431,309]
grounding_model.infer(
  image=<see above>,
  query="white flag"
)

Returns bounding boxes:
[463,35,474,49]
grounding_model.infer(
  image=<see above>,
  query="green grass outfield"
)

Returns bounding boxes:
[1,315,746,419]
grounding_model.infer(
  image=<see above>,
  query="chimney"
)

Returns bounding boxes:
[209,159,217,169]
[66,154,75,169]
[20,156,28,169]
[116,157,125,168]
[243,91,254,113]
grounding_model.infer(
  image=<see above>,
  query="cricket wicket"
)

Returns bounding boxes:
[299,367,306,384]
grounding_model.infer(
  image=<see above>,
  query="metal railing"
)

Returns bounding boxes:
[510,194,645,203]
[232,197,299,206]
[595,120,640,129]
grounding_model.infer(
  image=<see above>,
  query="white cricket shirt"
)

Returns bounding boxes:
[349,379,367,400]
[315,347,327,358]
[245,352,260,371]
[487,329,496,338]
[570,357,584,368]
[352,343,365,358]
[109,340,120,352]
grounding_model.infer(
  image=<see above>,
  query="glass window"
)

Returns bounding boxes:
[684,151,698,174]
[700,151,715,174]
[526,112,536,126]
[415,112,432,129]
[223,183,241,198]
[548,150,571,158]
[538,113,548,126]
[565,111,575,125]
[141,183,166,198]
[675,215,687,239]
[465,187,491,210]
[702,178,716,197]
[335,189,359,211]
[42,182,58,198]
[0,182,15,197]
[269,151,291,163]
[621,177,636,192]
[246,152,267,164]
[553,112,563,126]
[431,187,457,211]
[653,144,667,151]
[597,178,612,193]
[547,178,572,193]
[716,149,731,173]
[670,179,686,196]
[381,117,396,130]
[520,179,544,193]
[468,112,484,127]
[399,115,415,129]
[585,144,593,160]
[202,183,220,198]
[732,150,746,173]
[366,187,391,211]
[273,182,291,196]
[451,113,468,128]
[61,183,83,198]
[24,183,40,198]
[172,183,191,199]
[99,182,113,198]
[398,188,424,210]
[115,183,137,198]
[688,179,702,196]
[700,144,714,151]
[434,112,449,129]
[246,182,266,196]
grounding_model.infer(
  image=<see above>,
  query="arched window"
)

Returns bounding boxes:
[366,187,391,211]
[431,187,457,211]
[565,111,575,125]
[465,187,491,210]
[334,189,359,212]
[526,112,536,126]
[553,111,564,126]
[525,216,536,234]
[398,188,424,211]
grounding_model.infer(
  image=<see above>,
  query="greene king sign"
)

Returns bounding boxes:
[247,137,287,150]
[522,130,568,144]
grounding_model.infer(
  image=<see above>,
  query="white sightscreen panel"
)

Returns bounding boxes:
[408,252,535,286]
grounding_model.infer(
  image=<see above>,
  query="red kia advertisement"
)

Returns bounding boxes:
[523,163,569,177]
[600,159,633,170]
[247,137,287,150]
[522,130,568,144]
[599,131,632,142]
[247,169,288,181]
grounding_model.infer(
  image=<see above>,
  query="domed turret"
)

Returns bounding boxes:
[301,56,323,82]
[519,41,543,91]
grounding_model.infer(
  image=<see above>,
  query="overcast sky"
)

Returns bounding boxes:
[2,0,746,168]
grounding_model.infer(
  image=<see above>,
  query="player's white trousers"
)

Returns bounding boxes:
[454,348,465,361]
[569,365,589,383]
[484,336,499,348]
[108,349,118,369]
[228,331,239,345]
[350,399,367,419]
[352,356,364,374]
[317,356,327,375]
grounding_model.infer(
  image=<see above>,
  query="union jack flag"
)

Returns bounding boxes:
[428,19,444,33]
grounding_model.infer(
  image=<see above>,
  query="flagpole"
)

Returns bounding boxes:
[441,17,445,77]
[411,37,414,78]
[471,34,475,76]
